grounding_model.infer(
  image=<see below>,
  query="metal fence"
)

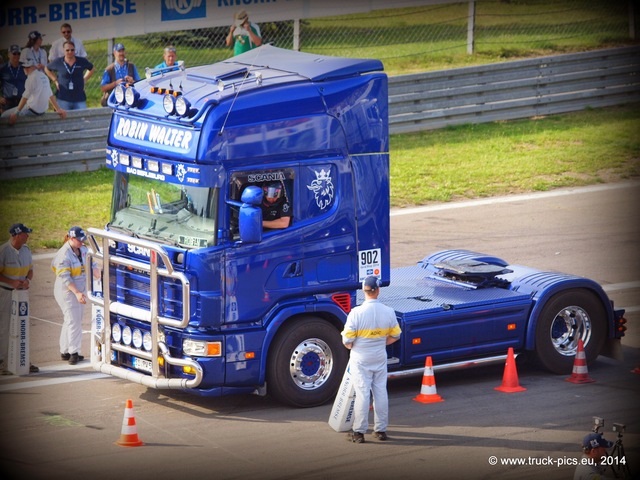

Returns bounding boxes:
[7,0,635,105]
[2,46,638,180]
[388,45,640,133]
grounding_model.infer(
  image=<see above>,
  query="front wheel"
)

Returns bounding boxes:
[267,317,348,408]
[534,289,607,374]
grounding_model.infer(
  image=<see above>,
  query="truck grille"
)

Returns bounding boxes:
[110,265,184,320]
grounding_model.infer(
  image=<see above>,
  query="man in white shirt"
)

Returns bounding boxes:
[341,275,402,443]
[1,58,66,125]
[49,23,87,60]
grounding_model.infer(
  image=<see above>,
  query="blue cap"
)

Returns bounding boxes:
[9,223,32,236]
[68,226,86,241]
[362,275,381,291]
[582,433,613,450]
[113,42,125,51]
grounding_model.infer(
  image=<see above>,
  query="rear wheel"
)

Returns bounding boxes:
[267,317,348,407]
[534,289,606,374]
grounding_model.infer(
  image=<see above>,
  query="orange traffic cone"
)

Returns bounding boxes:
[495,347,526,393]
[115,399,144,447]
[565,339,595,384]
[413,356,444,403]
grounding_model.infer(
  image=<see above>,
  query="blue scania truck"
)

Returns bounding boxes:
[87,45,626,407]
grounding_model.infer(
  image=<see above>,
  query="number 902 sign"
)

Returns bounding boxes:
[358,248,381,281]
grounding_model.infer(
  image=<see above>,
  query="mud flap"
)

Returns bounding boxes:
[599,338,623,362]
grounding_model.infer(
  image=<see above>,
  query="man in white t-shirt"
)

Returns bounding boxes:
[49,23,87,60]
[1,58,66,125]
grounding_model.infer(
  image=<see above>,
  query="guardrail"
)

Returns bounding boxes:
[2,46,639,180]
[388,45,640,133]
[0,108,111,180]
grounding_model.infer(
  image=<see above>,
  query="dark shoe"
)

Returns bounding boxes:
[61,353,70,361]
[373,431,388,441]
[346,431,365,443]
[69,353,84,365]
[29,364,39,373]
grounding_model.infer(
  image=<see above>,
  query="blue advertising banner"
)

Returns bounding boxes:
[0,0,441,43]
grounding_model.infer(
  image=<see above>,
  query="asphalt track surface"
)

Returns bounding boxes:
[1,180,638,480]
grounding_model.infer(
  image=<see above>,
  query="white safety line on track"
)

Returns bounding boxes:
[389,180,638,217]
[0,372,110,392]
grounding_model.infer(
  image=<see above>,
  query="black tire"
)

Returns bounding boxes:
[266,317,348,408]
[534,289,607,375]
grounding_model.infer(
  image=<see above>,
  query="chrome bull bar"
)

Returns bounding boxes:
[86,227,202,389]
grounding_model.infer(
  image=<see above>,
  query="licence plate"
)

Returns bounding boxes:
[132,356,152,373]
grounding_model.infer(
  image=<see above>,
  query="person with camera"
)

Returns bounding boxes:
[100,43,140,106]
[573,432,615,480]
[225,10,262,56]
[341,275,402,443]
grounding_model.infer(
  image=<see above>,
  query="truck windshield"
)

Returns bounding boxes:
[109,171,218,248]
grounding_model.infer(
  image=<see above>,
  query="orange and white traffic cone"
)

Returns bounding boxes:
[565,339,595,384]
[413,356,444,403]
[115,399,144,447]
[495,347,526,393]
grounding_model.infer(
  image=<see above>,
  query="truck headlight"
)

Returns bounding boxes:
[143,332,152,351]
[183,339,222,357]
[112,323,122,343]
[132,328,143,349]
[122,326,132,346]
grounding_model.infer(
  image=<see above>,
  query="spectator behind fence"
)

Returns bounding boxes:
[0,45,27,114]
[1,57,66,125]
[100,43,140,107]
[226,10,262,56]
[20,31,48,72]
[155,45,178,69]
[49,23,87,61]
[46,40,94,110]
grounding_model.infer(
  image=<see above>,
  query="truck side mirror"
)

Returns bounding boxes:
[238,185,263,243]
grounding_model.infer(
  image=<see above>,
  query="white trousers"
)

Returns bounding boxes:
[350,358,389,434]
[55,287,84,355]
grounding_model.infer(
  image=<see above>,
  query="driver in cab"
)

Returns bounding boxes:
[261,181,291,229]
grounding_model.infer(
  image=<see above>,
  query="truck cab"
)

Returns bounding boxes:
[89,46,389,406]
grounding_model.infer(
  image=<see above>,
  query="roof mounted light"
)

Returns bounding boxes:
[114,84,126,104]
[125,86,140,107]
[163,94,175,115]
[175,96,191,116]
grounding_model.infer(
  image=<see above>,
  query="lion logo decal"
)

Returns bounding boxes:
[307,168,334,210]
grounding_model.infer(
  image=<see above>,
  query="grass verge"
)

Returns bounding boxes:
[1,104,638,251]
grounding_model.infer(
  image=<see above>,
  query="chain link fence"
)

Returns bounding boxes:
[16,0,640,106]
